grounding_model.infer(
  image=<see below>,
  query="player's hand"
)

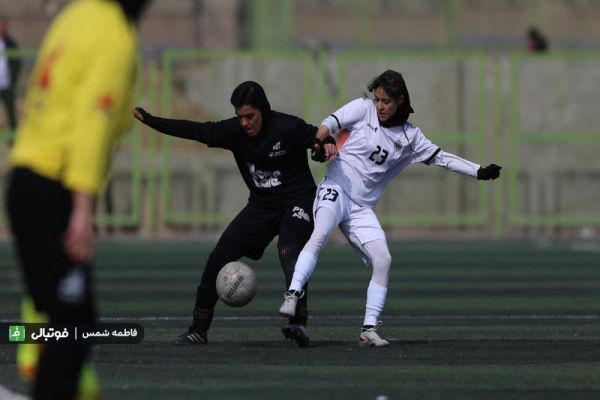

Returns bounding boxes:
[63,193,95,264]
[323,142,337,160]
[311,136,337,162]
[477,163,502,180]
[132,107,148,122]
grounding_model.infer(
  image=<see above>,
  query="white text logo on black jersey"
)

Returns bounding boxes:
[269,141,287,157]
[292,206,311,222]
[248,163,282,188]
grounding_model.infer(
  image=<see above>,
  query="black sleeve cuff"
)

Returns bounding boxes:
[424,148,441,165]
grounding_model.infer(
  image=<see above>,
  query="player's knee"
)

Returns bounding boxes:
[278,246,298,259]
[370,249,391,285]
[372,251,391,272]
[278,246,296,272]
[309,230,329,249]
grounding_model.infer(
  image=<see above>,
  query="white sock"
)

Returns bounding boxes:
[289,250,318,291]
[363,280,388,327]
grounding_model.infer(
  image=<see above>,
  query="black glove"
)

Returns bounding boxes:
[133,107,151,122]
[477,163,502,180]
[311,136,336,162]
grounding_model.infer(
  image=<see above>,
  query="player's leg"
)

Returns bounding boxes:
[6,168,97,398]
[16,296,100,399]
[176,203,277,345]
[17,296,47,381]
[34,264,96,399]
[341,206,391,347]
[277,197,314,347]
[280,181,347,317]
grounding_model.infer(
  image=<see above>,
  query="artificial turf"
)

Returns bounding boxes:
[1,240,599,399]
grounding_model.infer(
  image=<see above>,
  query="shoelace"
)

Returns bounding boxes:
[362,320,384,333]
[284,290,305,300]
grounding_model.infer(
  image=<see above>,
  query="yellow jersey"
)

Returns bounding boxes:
[10,0,137,195]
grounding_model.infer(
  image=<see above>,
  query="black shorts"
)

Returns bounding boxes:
[217,196,315,261]
[5,167,96,322]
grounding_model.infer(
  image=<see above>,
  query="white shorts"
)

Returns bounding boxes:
[314,178,386,247]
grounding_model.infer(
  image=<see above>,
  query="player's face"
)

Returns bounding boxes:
[235,105,263,137]
[374,87,404,122]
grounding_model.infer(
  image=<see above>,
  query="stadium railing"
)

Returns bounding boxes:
[2,48,600,238]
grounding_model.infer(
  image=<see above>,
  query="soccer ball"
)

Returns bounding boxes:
[216,261,257,307]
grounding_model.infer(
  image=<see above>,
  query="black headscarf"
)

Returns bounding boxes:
[114,0,151,22]
[230,81,272,127]
[368,69,414,128]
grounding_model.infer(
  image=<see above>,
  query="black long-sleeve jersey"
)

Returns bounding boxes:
[139,109,318,205]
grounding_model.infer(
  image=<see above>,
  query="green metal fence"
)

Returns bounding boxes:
[507,51,600,228]
[2,49,600,236]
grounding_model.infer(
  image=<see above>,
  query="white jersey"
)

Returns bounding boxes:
[321,98,480,208]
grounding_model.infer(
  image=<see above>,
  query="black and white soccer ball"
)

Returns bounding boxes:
[216,261,257,307]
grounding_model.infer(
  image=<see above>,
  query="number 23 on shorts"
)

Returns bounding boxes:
[322,188,339,202]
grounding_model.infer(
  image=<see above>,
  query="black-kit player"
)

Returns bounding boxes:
[133,81,335,347]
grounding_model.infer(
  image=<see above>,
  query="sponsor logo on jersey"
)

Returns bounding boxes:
[292,206,311,222]
[269,141,287,157]
[248,163,282,188]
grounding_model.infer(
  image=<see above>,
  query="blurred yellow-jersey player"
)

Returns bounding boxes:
[5,1,151,399]
[11,0,136,194]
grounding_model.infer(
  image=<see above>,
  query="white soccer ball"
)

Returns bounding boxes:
[216,261,257,307]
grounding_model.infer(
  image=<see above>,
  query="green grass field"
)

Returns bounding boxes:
[1,240,600,399]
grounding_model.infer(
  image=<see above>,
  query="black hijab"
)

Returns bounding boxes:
[114,0,151,22]
[368,69,414,128]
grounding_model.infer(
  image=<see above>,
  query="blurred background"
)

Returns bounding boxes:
[1,0,599,241]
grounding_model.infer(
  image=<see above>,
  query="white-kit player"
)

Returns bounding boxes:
[279,69,502,347]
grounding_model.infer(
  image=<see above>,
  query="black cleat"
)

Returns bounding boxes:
[174,328,208,345]
[282,324,310,348]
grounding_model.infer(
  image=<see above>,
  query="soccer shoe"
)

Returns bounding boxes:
[278,290,304,318]
[359,326,390,347]
[173,328,208,345]
[77,362,102,400]
[18,297,102,399]
[18,296,47,381]
[281,324,310,348]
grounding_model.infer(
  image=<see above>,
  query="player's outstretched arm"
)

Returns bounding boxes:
[476,163,502,180]
[133,106,198,140]
[132,107,236,150]
[428,150,502,181]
